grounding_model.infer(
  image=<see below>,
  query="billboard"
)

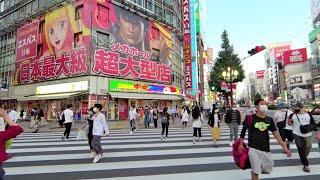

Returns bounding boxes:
[14,3,91,84]
[282,48,307,66]
[92,1,172,84]
[16,21,39,62]
[183,0,193,94]
[256,70,265,79]
[269,44,291,62]
[190,0,198,95]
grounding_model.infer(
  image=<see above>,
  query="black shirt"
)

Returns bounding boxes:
[240,114,277,152]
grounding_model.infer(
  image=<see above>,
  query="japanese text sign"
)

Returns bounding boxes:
[16,21,39,62]
[183,0,193,92]
[283,48,307,66]
[256,70,265,79]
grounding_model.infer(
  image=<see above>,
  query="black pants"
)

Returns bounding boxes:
[154,119,158,128]
[293,134,312,166]
[58,120,64,127]
[88,133,93,150]
[193,127,202,137]
[162,123,169,137]
[130,119,136,131]
[183,122,187,126]
[64,123,72,139]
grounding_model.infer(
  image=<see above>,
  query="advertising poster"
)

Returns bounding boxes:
[14,3,91,84]
[190,0,198,96]
[270,44,291,62]
[16,20,39,62]
[255,70,265,79]
[182,0,193,96]
[282,48,307,66]
[92,1,172,84]
[118,99,128,120]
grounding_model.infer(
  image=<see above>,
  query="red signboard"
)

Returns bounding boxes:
[183,0,192,91]
[221,82,237,90]
[283,48,307,66]
[270,45,291,61]
[16,21,39,62]
[256,70,265,79]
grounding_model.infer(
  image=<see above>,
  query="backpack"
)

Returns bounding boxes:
[161,114,169,124]
[232,116,253,170]
[61,112,65,122]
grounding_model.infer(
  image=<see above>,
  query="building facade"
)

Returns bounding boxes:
[0,0,184,121]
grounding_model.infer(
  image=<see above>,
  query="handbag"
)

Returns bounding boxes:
[296,114,316,134]
[277,111,288,129]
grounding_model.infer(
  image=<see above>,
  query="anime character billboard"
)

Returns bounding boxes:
[92,0,173,84]
[14,3,90,84]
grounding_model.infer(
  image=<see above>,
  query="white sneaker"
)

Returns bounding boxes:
[199,138,202,142]
[129,131,133,134]
[161,136,163,141]
[164,137,168,141]
[93,154,102,163]
[90,151,96,158]
[61,135,65,141]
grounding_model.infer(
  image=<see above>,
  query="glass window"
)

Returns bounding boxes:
[96,31,109,47]
[74,32,83,48]
[97,3,109,22]
[0,0,4,12]
[75,4,84,20]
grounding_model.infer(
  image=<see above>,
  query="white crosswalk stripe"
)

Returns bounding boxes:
[3,126,320,180]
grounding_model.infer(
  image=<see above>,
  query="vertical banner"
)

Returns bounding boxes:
[16,20,39,62]
[183,0,193,96]
[190,0,198,96]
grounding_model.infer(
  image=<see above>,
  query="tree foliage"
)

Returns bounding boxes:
[209,30,245,93]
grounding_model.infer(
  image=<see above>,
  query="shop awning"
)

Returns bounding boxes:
[17,92,83,101]
[109,92,181,100]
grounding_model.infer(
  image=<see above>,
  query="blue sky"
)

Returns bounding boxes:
[204,0,313,58]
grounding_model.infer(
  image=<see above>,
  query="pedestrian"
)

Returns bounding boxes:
[192,105,203,144]
[0,108,24,180]
[153,107,159,128]
[274,106,293,151]
[181,106,189,129]
[29,108,37,129]
[8,106,18,123]
[160,108,170,141]
[288,102,320,172]
[91,104,109,163]
[239,99,291,180]
[86,107,95,157]
[129,105,137,134]
[38,109,47,127]
[208,108,221,147]
[225,106,241,146]
[144,106,150,128]
[58,108,65,128]
[61,104,74,141]
[244,102,254,120]
[22,110,27,122]
[19,109,24,122]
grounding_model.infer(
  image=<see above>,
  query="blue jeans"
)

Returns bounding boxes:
[144,116,150,128]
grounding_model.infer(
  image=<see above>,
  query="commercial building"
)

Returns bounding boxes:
[0,0,184,121]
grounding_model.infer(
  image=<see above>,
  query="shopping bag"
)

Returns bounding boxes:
[39,118,48,127]
[5,139,13,150]
[77,128,87,140]
[211,127,221,140]
[232,139,251,170]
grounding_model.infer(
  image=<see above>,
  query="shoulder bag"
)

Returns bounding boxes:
[296,114,316,134]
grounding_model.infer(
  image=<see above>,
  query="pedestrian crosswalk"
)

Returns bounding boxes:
[4,126,320,180]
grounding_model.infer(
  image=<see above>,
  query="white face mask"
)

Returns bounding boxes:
[259,105,268,114]
[93,107,98,113]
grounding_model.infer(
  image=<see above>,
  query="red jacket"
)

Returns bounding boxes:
[0,126,23,163]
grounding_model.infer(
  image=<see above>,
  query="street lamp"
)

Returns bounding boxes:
[222,67,238,106]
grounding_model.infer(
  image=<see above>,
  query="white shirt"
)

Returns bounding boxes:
[274,110,293,130]
[129,108,137,121]
[182,110,189,122]
[213,114,219,128]
[244,108,253,116]
[63,109,74,123]
[192,114,203,128]
[291,113,313,137]
[93,112,109,136]
[8,110,18,122]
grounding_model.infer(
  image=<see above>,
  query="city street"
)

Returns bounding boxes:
[4,125,320,180]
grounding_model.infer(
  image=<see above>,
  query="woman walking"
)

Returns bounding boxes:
[181,106,189,129]
[161,108,170,141]
[208,109,221,147]
[153,107,159,128]
[192,105,203,144]
[87,107,95,157]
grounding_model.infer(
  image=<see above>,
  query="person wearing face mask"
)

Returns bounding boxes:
[225,106,241,146]
[288,102,319,173]
[274,106,293,151]
[239,99,291,180]
[91,104,109,163]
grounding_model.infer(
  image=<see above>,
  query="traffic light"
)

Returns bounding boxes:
[248,45,266,56]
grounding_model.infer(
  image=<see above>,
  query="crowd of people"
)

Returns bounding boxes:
[1,100,320,180]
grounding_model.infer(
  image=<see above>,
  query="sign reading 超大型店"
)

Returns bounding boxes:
[183,0,193,95]
[256,70,265,79]
[282,48,307,66]
[16,21,39,62]
[109,79,181,95]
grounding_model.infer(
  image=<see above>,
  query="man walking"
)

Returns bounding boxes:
[225,106,241,146]
[61,104,74,141]
[239,99,291,180]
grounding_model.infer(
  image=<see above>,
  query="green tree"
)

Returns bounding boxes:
[209,30,245,93]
